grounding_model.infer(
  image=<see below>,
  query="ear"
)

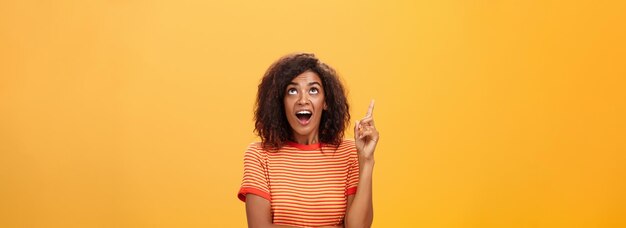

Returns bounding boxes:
[323,101,328,110]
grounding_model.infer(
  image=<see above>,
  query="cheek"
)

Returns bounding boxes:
[315,97,326,112]
[283,97,292,107]
[284,97,297,115]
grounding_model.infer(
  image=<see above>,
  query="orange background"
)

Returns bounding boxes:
[1,0,625,227]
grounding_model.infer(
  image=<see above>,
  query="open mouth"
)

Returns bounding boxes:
[295,110,312,125]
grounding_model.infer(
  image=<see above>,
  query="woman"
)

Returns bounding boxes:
[237,53,379,228]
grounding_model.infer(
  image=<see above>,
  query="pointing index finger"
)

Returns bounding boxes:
[366,99,375,117]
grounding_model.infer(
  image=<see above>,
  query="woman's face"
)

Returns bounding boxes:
[284,71,327,142]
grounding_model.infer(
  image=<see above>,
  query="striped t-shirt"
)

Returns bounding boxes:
[238,139,360,227]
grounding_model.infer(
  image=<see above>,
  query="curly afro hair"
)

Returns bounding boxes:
[254,53,350,151]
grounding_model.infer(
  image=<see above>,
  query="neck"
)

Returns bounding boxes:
[291,132,319,145]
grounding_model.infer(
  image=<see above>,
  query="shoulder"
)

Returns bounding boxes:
[244,142,267,157]
[247,141,263,150]
[338,139,356,150]
[337,139,359,163]
[331,139,357,156]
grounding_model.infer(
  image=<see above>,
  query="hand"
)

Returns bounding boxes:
[354,100,379,162]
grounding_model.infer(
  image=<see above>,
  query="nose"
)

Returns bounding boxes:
[297,92,310,105]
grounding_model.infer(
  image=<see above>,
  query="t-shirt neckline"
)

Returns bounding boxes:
[286,141,323,151]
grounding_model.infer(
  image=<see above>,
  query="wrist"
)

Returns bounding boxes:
[358,157,375,168]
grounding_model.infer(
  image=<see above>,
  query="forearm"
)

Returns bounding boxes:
[345,159,374,228]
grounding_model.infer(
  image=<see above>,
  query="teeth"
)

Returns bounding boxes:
[297,111,312,115]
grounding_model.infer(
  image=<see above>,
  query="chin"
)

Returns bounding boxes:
[291,125,318,138]
[293,128,312,137]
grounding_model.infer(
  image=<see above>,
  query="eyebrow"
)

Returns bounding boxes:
[288,82,322,87]
[308,82,322,87]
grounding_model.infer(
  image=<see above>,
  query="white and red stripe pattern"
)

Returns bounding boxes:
[238,140,359,227]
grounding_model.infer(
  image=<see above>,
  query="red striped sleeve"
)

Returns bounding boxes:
[346,140,359,195]
[238,143,271,202]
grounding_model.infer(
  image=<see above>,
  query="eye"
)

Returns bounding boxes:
[309,88,319,95]
[287,88,297,95]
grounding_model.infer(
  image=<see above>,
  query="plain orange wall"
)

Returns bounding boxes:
[1,0,625,227]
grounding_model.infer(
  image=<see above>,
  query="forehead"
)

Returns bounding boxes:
[290,71,322,85]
